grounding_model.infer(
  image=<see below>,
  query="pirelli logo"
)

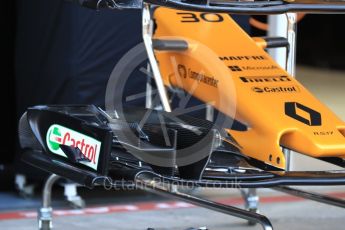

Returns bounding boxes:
[239,76,291,83]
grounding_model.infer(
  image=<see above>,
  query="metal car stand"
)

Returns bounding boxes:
[34,154,345,230]
[135,172,274,230]
[241,11,299,221]
[38,174,85,230]
[136,171,345,230]
[38,174,60,230]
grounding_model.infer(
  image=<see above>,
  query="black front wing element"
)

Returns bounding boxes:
[19,105,345,189]
[22,150,345,189]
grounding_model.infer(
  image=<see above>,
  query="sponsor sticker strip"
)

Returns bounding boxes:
[251,85,300,93]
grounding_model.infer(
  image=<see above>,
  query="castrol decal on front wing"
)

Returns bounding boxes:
[46,124,101,170]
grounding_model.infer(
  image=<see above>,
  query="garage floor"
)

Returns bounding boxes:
[0,187,345,230]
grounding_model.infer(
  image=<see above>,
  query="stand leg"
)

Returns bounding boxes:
[282,13,298,171]
[38,174,60,230]
[135,172,273,230]
[274,186,345,208]
[63,183,85,209]
[142,3,171,112]
[241,188,260,225]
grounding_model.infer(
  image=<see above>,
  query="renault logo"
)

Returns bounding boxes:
[285,102,322,126]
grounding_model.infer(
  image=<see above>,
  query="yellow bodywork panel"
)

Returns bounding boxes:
[153,7,345,169]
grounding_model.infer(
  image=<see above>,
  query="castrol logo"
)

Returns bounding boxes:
[46,124,101,170]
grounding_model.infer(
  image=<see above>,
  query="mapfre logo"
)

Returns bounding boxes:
[46,124,101,170]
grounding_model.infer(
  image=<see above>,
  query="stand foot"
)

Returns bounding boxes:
[15,174,35,198]
[63,183,85,209]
